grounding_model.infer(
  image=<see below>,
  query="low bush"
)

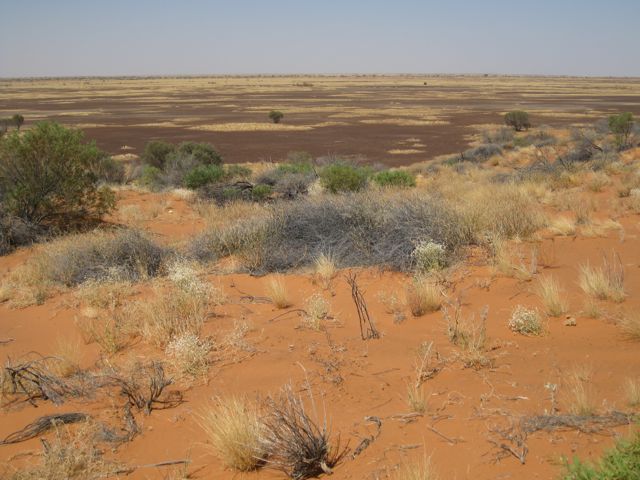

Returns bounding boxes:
[269,110,284,124]
[319,162,369,193]
[504,110,531,131]
[372,170,416,188]
[28,229,167,287]
[184,164,226,189]
[608,112,634,148]
[508,305,544,336]
[0,214,42,255]
[142,140,175,169]
[461,143,502,162]
[176,141,223,166]
[481,127,514,145]
[190,191,471,272]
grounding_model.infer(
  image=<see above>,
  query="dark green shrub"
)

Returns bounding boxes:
[176,141,223,166]
[504,111,531,132]
[269,110,284,124]
[11,114,24,131]
[372,170,416,188]
[561,430,640,480]
[142,140,176,169]
[252,184,273,201]
[319,163,369,193]
[608,112,634,148]
[184,164,226,189]
[0,121,114,226]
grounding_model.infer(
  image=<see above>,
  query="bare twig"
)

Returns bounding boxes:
[0,413,90,445]
[346,273,379,340]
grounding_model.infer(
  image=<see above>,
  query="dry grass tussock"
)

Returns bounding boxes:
[566,367,596,416]
[536,275,569,317]
[75,308,129,355]
[624,378,640,408]
[136,260,224,347]
[579,254,625,303]
[313,253,337,289]
[395,456,437,480]
[618,312,640,340]
[6,422,118,480]
[406,276,442,317]
[445,303,491,369]
[166,332,213,378]
[199,396,265,471]
[267,275,292,309]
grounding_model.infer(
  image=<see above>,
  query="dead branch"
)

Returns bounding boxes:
[352,416,382,459]
[520,411,634,434]
[346,273,379,340]
[0,413,90,445]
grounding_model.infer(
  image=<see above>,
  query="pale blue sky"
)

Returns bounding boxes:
[1,0,639,77]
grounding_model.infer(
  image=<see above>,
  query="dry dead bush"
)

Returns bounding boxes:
[5,422,118,480]
[406,277,442,317]
[112,361,177,415]
[267,275,292,309]
[406,384,427,414]
[579,254,625,303]
[536,275,569,317]
[52,338,83,378]
[166,332,212,378]
[508,305,544,336]
[303,294,330,330]
[444,303,491,369]
[378,291,406,323]
[199,396,264,471]
[490,237,537,281]
[74,280,132,310]
[261,385,347,479]
[618,312,640,340]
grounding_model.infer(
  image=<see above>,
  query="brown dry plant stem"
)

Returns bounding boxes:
[346,273,379,340]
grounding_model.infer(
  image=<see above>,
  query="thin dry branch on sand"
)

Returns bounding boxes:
[261,385,349,479]
[1,357,84,407]
[346,273,379,340]
[0,413,90,445]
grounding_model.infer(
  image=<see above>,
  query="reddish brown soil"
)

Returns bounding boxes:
[1,186,639,479]
[2,76,639,165]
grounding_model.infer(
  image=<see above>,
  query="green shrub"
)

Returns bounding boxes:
[184,165,226,189]
[372,170,416,188]
[92,155,126,184]
[225,164,252,180]
[608,112,634,148]
[252,184,273,201]
[560,430,640,480]
[176,141,223,166]
[0,121,115,226]
[269,110,284,124]
[320,163,369,193]
[142,140,176,169]
[504,111,531,132]
[136,165,165,189]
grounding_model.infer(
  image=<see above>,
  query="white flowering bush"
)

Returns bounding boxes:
[412,241,447,273]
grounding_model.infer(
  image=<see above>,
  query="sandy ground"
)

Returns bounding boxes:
[1,179,640,478]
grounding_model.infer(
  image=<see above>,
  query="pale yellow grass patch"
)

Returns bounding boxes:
[360,119,449,126]
[190,121,344,132]
[549,216,576,236]
[579,255,625,303]
[536,275,569,317]
[267,275,292,309]
[388,149,424,155]
[406,277,442,317]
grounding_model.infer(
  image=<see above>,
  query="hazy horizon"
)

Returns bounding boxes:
[2,0,639,78]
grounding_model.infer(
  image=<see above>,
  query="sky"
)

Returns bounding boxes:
[1,0,639,77]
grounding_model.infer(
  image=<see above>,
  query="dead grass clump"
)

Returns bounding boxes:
[303,294,330,330]
[624,378,640,408]
[406,384,427,414]
[75,280,132,310]
[166,333,212,378]
[75,310,128,355]
[6,422,118,480]
[406,277,442,317]
[199,396,264,471]
[395,457,436,480]
[52,339,83,378]
[585,171,611,192]
[579,254,625,303]
[378,291,406,323]
[618,312,640,340]
[490,237,537,281]
[261,385,348,479]
[549,216,577,236]
[267,276,292,309]
[313,253,337,289]
[445,303,491,369]
[508,305,544,336]
[566,368,596,416]
[536,275,569,317]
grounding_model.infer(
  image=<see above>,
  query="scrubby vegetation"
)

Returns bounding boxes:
[504,110,531,131]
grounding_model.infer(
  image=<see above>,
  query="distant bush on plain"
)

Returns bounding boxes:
[504,110,531,131]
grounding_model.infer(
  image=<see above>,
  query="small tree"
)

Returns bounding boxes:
[504,111,531,132]
[608,112,634,148]
[12,114,24,131]
[269,110,284,124]
[142,140,176,169]
[0,121,114,226]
